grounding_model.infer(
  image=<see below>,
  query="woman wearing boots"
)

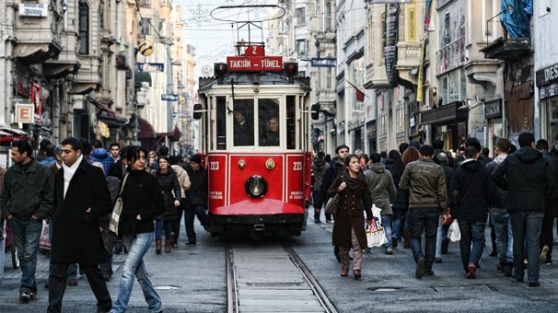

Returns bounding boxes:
[327,154,373,279]
[110,146,164,313]
[154,156,181,253]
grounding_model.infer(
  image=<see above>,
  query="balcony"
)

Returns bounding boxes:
[480,37,531,61]
[44,32,81,79]
[437,37,466,75]
[316,89,336,115]
[71,56,101,94]
[396,42,421,85]
[13,5,62,64]
[364,62,390,89]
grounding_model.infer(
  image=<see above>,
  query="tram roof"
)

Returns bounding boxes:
[199,72,311,93]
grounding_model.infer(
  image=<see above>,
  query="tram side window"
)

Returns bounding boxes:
[259,99,280,146]
[233,100,254,146]
[216,96,227,150]
[286,96,296,149]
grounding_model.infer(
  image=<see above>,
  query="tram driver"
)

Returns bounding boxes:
[233,108,254,146]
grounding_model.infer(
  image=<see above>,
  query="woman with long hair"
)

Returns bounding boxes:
[109,146,164,313]
[153,156,181,254]
[327,154,373,279]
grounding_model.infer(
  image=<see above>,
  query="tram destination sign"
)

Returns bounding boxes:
[227,56,283,72]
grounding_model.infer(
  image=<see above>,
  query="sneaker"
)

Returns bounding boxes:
[325,219,333,224]
[314,218,322,224]
[415,257,425,279]
[19,291,32,303]
[466,264,476,279]
[385,247,393,255]
[540,246,549,264]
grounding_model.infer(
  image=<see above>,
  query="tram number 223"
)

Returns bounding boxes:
[210,162,219,171]
[292,162,302,171]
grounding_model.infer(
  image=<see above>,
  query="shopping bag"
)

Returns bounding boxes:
[447,219,461,242]
[39,220,51,250]
[109,174,129,236]
[366,219,387,248]
[324,194,340,215]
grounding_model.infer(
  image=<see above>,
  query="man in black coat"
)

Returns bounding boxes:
[47,137,112,313]
[450,146,494,278]
[492,132,555,287]
[184,154,210,245]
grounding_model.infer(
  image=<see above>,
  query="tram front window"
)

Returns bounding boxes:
[233,101,254,146]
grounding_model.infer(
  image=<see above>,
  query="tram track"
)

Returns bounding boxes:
[226,243,338,313]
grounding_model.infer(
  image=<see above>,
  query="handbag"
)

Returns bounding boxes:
[38,220,51,250]
[447,219,461,242]
[324,194,340,215]
[108,173,129,236]
[366,219,387,248]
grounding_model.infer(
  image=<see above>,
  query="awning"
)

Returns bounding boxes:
[138,117,156,139]
[421,101,469,125]
[0,124,28,136]
[86,96,116,118]
[157,125,182,141]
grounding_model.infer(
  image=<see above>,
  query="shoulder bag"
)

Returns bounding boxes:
[108,173,129,236]
[324,176,344,215]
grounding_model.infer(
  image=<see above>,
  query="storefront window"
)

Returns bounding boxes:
[546,97,558,141]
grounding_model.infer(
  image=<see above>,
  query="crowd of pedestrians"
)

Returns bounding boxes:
[314,131,557,287]
[0,137,208,313]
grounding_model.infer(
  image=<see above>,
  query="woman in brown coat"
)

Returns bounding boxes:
[328,154,373,279]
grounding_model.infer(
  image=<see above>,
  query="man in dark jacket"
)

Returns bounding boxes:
[400,145,447,279]
[184,154,210,245]
[492,132,555,287]
[1,140,53,303]
[450,146,494,278]
[312,151,330,223]
[47,137,112,313]
[321,145,350,223]
[486,138,513,276]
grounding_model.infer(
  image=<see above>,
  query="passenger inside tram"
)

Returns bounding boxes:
[233,106,254,146]
[261,117,280,146]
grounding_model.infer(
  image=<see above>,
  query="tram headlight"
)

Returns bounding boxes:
[245,175,268,198]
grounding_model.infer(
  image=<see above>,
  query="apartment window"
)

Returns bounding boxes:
[79,3,89,55]
[326,68,333,89]
[140,18,151,36]
[325,2,332,30]
[296,7,306,25]
[396,107,405,133]
[296,39,306,56]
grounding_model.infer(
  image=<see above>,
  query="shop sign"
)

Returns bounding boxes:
[367,121,377,139]
[539,83,558,100]
[484,99,502,119]
[19,4,48,17]
[536,63,558,87]
[15,103,35,123]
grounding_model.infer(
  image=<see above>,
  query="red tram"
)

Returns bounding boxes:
[194,19,314,238]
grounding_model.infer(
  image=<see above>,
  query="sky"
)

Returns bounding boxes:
[177,0,275,79]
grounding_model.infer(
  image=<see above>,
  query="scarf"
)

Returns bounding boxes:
[343,168,364,190]
[62,155,83,199]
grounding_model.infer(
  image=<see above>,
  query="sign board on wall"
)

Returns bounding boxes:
[15,103,35,123]
[19,4,48,17]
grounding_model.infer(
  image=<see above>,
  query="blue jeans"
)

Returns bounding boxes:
[435,215,449,259]
[111,232,162,313]
[155,219,172,241]
[10,217,42,293]
[392,209,406,241]
[457,219,486,272]
[509,211,544,283]
[407,207,440,272]
[490,208,513,264]
[381,214,393,248]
